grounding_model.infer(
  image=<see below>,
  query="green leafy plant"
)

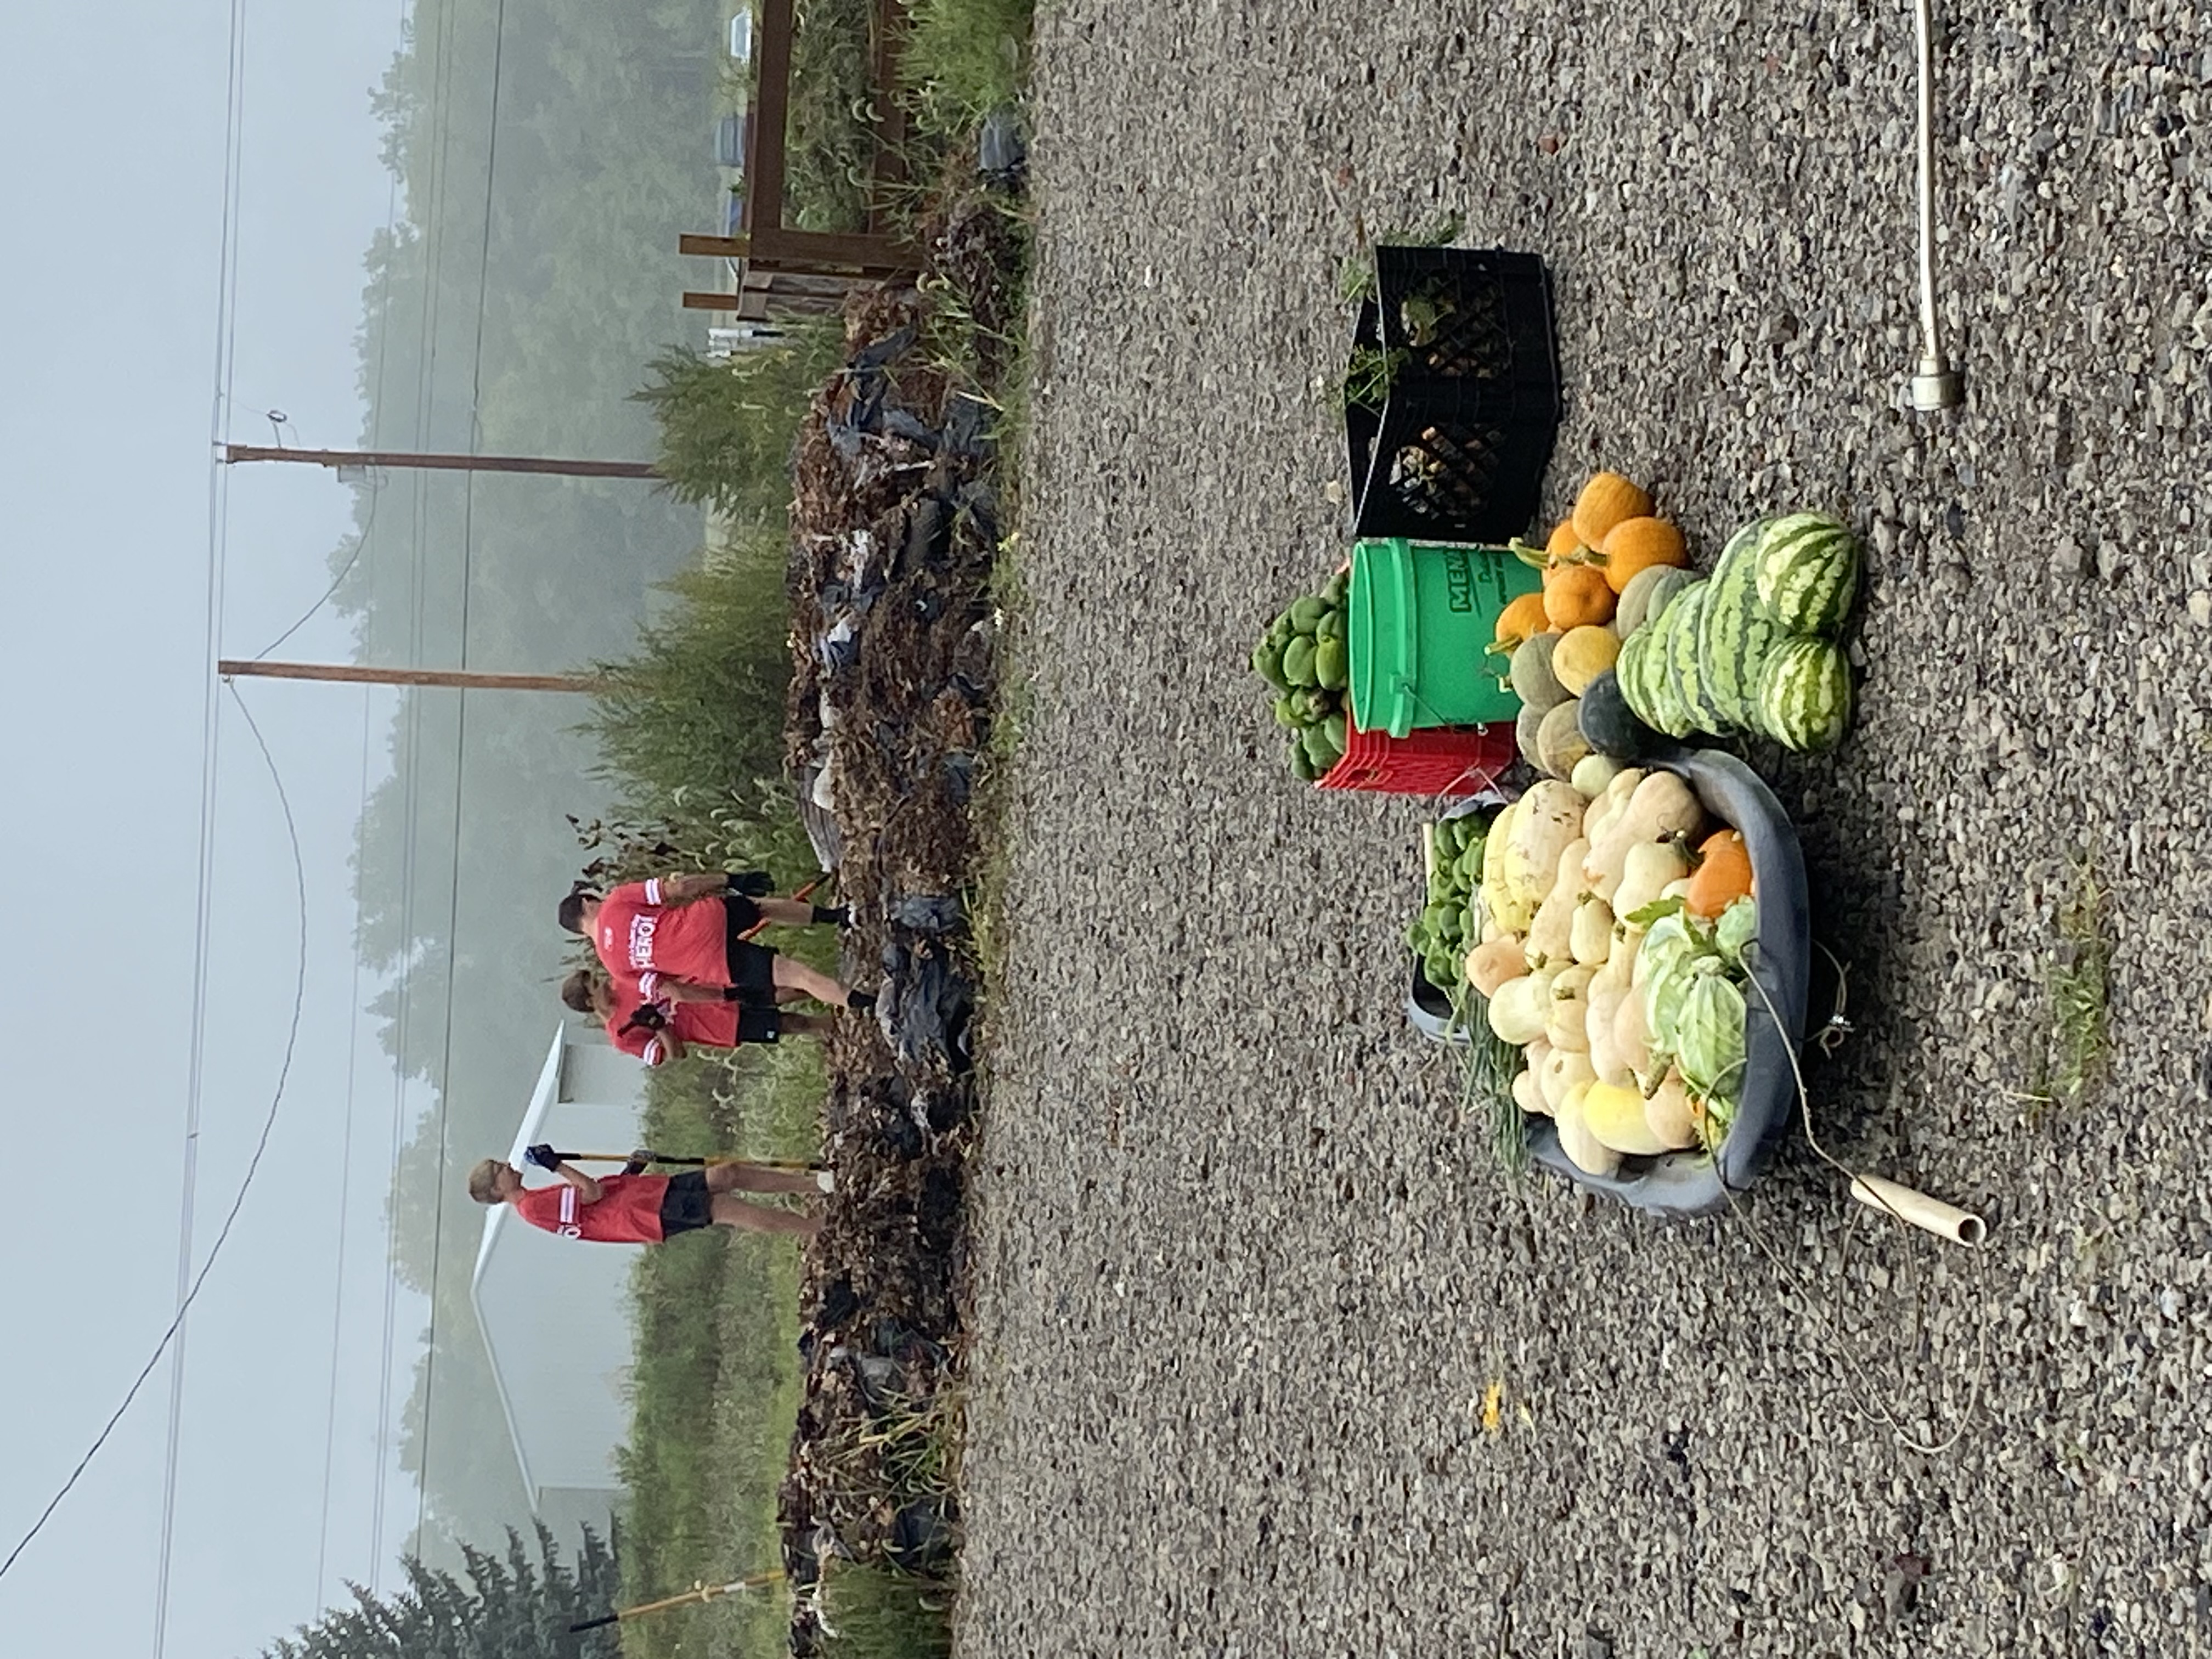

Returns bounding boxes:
[897,0,1034,135]
[631,332,844,520]
[2028,851,2112,1115]
[810,1562,954,1659]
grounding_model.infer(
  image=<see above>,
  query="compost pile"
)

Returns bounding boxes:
[774,195,1023,1642]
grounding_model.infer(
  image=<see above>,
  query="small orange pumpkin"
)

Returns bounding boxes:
[1543,564,1616,631]
[1571,471,1655,550]
[1685,828,1754,918]
[1596,516,1690,595]
[1488,590,1550,656]
[1545,517,1584,563]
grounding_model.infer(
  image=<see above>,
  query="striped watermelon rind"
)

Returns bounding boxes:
[1666,581,1730,736]
[1614,629,1660,730]
[1753,513,1860,637]
[1644,583,1705,738]
[1696,517,1781,731]
[1756,636,1853,751]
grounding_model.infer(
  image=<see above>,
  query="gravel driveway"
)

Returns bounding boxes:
[957,1,2212,1652]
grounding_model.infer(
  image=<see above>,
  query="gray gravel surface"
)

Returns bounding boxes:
[958,1,2212,1653]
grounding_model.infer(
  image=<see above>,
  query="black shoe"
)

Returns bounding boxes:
[846,989,876,1014]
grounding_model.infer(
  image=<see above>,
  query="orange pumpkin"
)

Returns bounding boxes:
[1489,590,1550,656]
[1685,829,1754,918]
[1596,516,1690,595]
[1543,564,1616,631]
[1545,517,1584,563]
[1571,471,1655,550]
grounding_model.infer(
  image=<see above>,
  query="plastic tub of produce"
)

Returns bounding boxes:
[1525,744,1810,1218]
[1404,789,1515,1045]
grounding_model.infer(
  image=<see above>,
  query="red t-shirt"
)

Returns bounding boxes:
[512,1175,670,1244]
[604,979,739,1065]
[592,879,729,998]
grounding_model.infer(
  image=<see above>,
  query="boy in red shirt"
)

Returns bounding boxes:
[557,968,827,1064]
[556,871,868,1015]
[467,1144,823,1240]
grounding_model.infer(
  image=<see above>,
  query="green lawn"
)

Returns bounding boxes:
[617,1041,825,1659]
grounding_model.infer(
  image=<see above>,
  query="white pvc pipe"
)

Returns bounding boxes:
[1850,1174,1987,1246]
[1910,0,1963,408]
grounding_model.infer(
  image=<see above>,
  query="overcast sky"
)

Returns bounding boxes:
[0,4,436,1655]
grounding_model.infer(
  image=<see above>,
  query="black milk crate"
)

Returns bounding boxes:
[1341,249,1564,544]
[1374,245,1562,392]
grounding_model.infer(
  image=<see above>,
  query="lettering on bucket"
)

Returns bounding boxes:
[1443,548,1473,613]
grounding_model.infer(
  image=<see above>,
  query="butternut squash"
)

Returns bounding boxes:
[1538,1045,1597,1113]
[1612,978,1654,1077]
[1584,962,1634,1087]
[1512,1060,1550,1119]
[1545,963,1596,1053]
[1580,765,1646,846]
[1569,893,1616,967]
[1613,839,1694,921]
[1524,837,1589,971]
[1487,970,1555,1045]
[1488,781,1583,934]
[1464,935,1529,998]
[1643,1070,1701,1150]
[1553,1082,1623,1177]
[1583,771,1705,901]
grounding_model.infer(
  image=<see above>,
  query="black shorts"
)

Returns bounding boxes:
[658,1169,714,1239]
[722,904,777,998]
[735,1005,781,1045]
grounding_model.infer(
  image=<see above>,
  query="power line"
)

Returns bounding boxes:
[1,685,310,1592]
[149,0,250,1650]
[311,0,411,1594]
[412,0,510,1560]
[311,687,380,1609]
[373,0,464,1579]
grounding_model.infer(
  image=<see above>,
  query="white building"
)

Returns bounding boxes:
[470,1025,649,1537]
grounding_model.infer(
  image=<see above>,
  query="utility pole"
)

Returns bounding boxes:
[221,444,659,480]
[219,659,599,693]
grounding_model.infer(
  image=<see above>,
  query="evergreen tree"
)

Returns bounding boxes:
[262,1524,622,1659]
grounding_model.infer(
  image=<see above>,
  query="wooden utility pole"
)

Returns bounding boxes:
[221,444,658,480]
[219,659,599,693]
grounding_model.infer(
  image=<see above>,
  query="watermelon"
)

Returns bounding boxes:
[1640,593,1699,739]
[1753,512,1860,636]
[1612,630,1660,730]
[1695,518,1782,731]
[1755,636,1854,751]
[1664,581,1730,736]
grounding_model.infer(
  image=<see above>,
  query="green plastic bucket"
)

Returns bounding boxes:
[1348,537,1542,737]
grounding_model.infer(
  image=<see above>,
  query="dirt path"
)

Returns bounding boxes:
[959,2,2212,1654]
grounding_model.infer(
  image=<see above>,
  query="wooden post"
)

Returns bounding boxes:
[219,659,600,693]
[222,445,658,480]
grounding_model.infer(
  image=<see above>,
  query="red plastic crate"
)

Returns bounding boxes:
[1317,718,1514,796]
